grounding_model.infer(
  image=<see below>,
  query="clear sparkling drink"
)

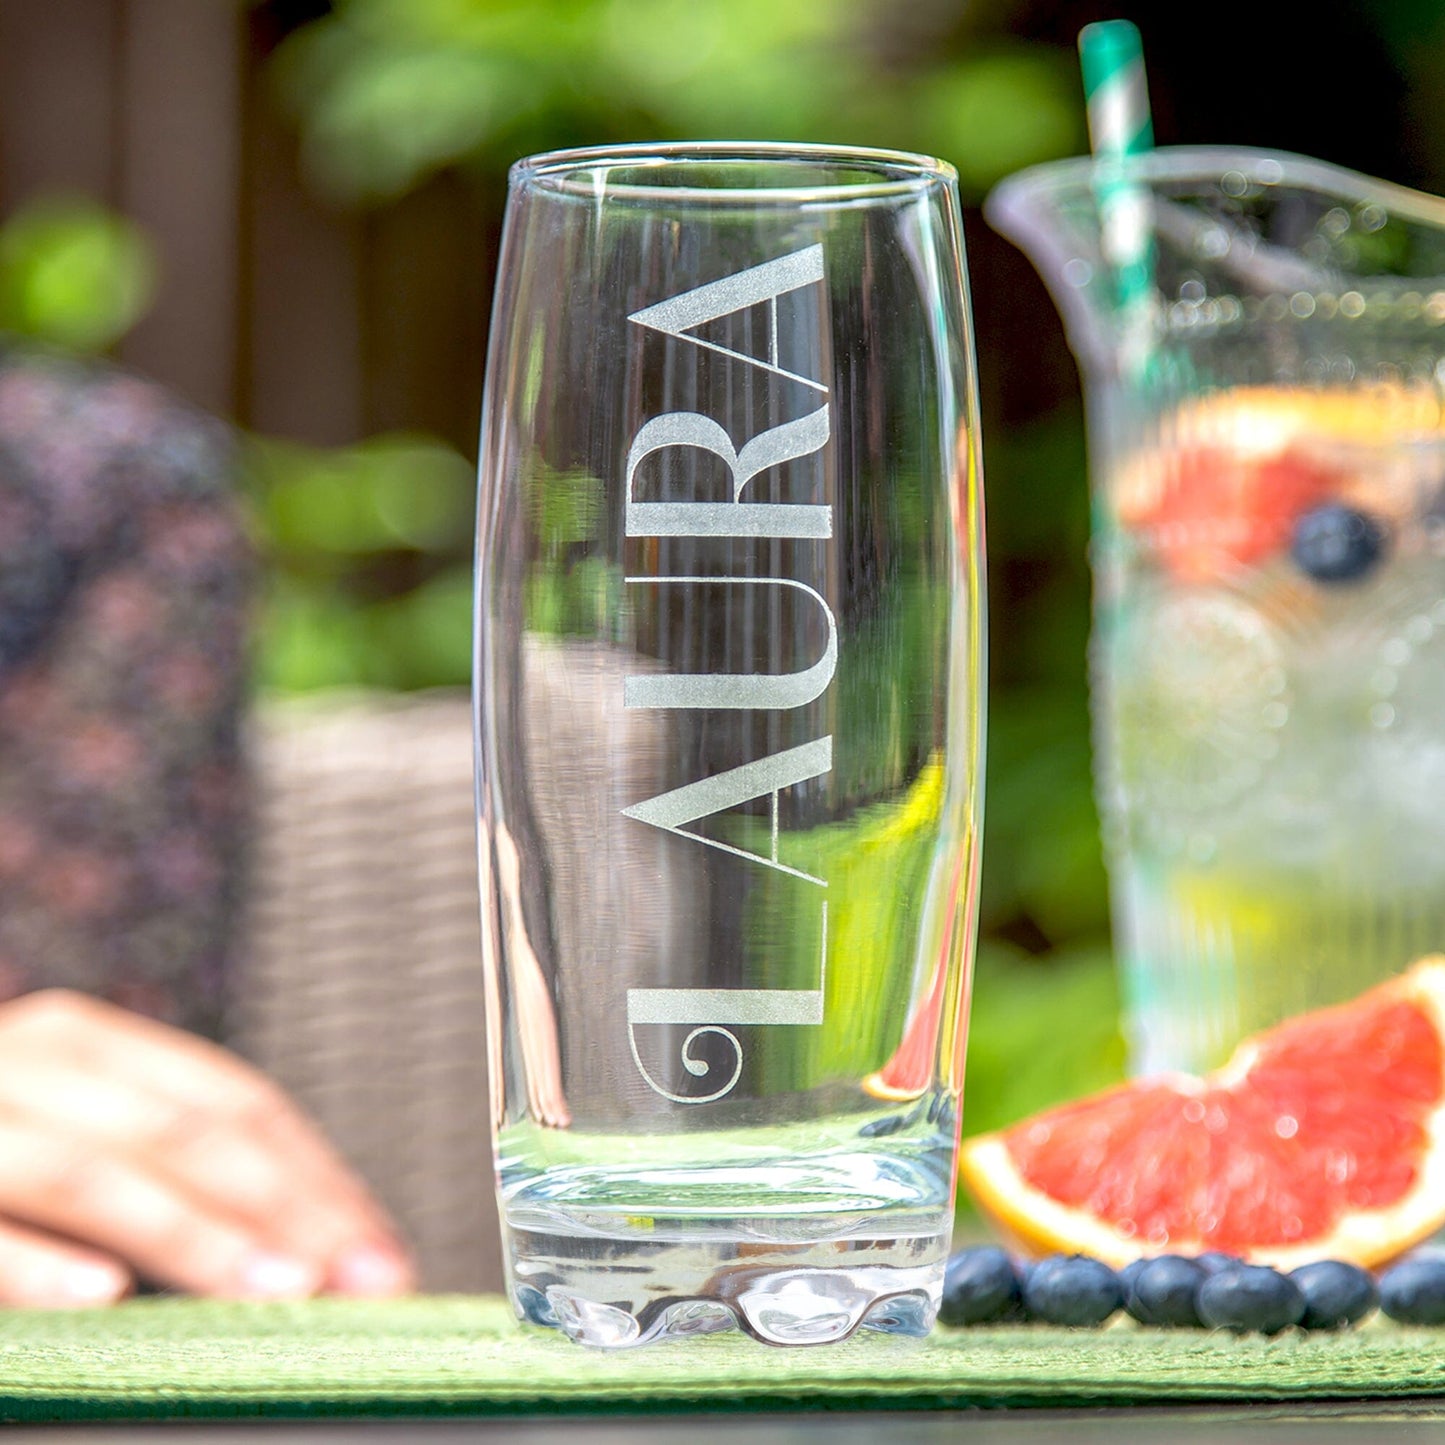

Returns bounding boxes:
[474,144,985,1347]
[1099,383,1445,1073]
[990,147,1445,1075]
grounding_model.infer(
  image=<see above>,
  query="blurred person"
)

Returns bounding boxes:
[0,343,414,1306]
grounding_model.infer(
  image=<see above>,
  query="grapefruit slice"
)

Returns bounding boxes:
[863,828,974,1103]
[863,946,949,1101]
[1114,383,1445,581]
[959,956,1445,1269]
[1121,446,1337,583]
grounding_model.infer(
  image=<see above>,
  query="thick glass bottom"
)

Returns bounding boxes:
[504,1207,950,1348]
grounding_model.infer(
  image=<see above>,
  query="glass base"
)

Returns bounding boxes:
[506,1218,949,1348]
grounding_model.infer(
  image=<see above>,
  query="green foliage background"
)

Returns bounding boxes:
[255,0,1124,1150]
[9,0,1437,1172]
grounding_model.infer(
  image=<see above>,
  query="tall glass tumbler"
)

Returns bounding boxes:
[474,143,985,1348]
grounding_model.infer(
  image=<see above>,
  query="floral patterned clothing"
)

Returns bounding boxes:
[0,344,250,1039]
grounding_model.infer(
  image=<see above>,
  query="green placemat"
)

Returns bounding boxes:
[4,1296,1445,1421]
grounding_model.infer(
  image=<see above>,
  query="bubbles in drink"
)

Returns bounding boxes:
[1100,382,1445,1073]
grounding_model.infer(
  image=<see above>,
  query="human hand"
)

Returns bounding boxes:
[0,989,416,1306]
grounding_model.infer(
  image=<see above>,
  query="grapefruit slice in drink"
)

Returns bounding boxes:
[863,947,950,1101]
[958,956,1445,1269]
[1114,383,1445,582]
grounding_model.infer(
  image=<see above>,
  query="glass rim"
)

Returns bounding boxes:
[989,144,1445,233]
[510,140,958,203]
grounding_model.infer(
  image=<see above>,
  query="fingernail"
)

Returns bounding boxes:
[332,1244,413,1298]
[61,1262,126,1306]
[238,1252,317,1300]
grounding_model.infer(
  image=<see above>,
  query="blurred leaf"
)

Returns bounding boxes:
[336,0,597,55]
[523,570,565,637]
[527,465,602,551]
[1012,779,1111,940]
[247,432,476,693]
[363,438,476,548]
[251,434,473,555]
[915,50,1084,199]
[277,0,1095,200]
[523,556,626,640]
[275,0,600,199]
[960,940,1125,1143]
[294,46,540,202]
[983,404,1088,558]
[367,565,474,688]
[256,578,377,693]
[1332,214,1413,275]
[258,566,475,695]
[981,684,1110,943]
[1014,569,1091,681]
[254,441,382,554]
[596,0,860,140]
[0,196,156,352]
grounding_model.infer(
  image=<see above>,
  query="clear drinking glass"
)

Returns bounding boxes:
[473,143,985,1347]
[990,147,1445,1075]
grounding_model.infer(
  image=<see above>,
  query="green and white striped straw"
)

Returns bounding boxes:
[1079,19,1156,378]
[1080,19,1154,161]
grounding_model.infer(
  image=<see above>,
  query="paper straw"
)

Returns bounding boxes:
[1078,19,1156,378]
[1080,20,1154,160]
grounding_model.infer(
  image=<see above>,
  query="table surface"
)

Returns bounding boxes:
[6,1296,1445,1437]
[9,1403,1445,1443]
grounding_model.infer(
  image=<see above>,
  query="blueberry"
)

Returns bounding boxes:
[1290,503,1387,584]
[1013,1256,1040,1295]
[1118,1258,1149,1298]
[1194,1251,1242,1276]
[1127,1254,1208,1328]
[1197,1264,1306,1335]
[858,1113,908,1138]
[1290,1260,1378,1330]
[514,1285,557,1327]
[939,1246,1022,1326]
[860,1097,929,1137]
[1379,1256,1445,1325]
[1022,1254,1123,1327]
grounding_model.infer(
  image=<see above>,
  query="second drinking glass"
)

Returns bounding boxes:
[473,143,985,1347]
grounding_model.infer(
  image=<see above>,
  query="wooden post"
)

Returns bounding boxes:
[0,0,119,207]
[115,0,245,417]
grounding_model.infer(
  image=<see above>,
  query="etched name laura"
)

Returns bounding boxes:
[619,245,836,1104]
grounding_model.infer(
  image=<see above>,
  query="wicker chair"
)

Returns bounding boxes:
[230,690,503,1293]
